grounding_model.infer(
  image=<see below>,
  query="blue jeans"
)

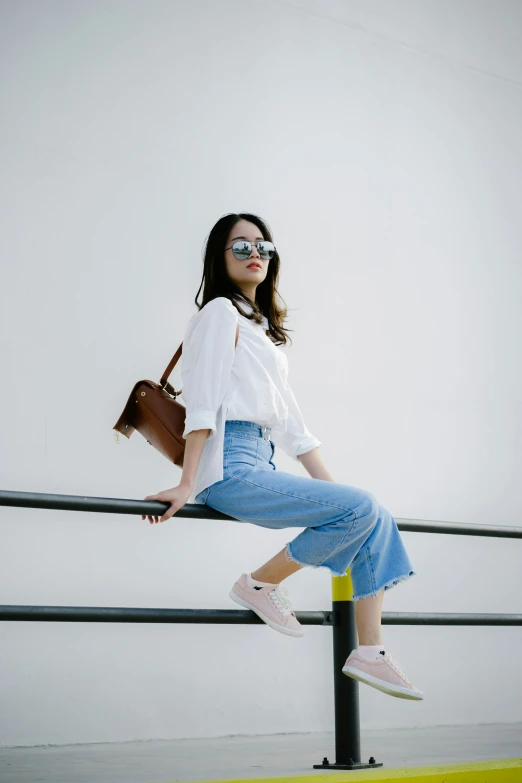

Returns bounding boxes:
[195,420,416,600]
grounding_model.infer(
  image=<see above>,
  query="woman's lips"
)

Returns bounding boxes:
[247,263,261,269]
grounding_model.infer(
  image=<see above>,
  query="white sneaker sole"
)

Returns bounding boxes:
[229,590,304,638]
[342,664,424,700]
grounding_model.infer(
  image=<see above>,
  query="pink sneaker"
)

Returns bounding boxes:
[342,648,424,700]
[229,574,304,638]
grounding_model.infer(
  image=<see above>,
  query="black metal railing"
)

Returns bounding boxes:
[1,488,521,771]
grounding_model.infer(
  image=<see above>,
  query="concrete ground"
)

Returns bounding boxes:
[0,723,521,783]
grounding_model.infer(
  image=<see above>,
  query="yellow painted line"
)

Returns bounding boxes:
[331,570,354,602]
[152,757,522,783]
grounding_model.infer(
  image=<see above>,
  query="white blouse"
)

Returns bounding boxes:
[179,296,322,504]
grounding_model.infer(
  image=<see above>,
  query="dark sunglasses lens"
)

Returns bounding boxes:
[258,242,274,259]
[232,241,274,259]
[232,241,251,259]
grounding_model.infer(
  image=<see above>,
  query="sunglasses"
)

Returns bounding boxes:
[225,240,276,261]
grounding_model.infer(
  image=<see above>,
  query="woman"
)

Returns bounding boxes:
[142,212,423,701]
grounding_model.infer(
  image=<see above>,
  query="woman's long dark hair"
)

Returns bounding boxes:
[194,212,293,346]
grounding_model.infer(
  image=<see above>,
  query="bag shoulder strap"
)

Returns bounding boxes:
[159,342,183,393]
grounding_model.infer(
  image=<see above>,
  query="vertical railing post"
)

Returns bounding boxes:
[313,569,383,771]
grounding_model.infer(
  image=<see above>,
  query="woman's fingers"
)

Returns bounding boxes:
[143,494,160,522]
[142,492,180,524]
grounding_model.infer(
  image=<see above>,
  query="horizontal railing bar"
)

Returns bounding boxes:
[1,606,521,625]
[1,490,521,539]
[0,490,237,519]
[0,606,331,624]
[394,519,522,537]
[383,612,522,625]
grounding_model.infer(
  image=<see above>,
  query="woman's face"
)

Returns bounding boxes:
[224,219,269,298]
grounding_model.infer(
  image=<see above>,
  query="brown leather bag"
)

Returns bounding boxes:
[113,342,186,467]
[113,321,239,469]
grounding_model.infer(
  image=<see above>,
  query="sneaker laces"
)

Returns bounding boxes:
[382,652,413,686]
[268,585,295,617]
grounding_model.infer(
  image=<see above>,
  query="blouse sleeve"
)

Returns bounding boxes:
[180,297,238,441]
[271,364,322,461]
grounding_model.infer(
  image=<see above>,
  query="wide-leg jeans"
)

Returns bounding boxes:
[194,420,416,601]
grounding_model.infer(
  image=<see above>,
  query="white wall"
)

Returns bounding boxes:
[1,0,521,746]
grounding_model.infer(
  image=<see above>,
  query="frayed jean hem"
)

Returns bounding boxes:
[286,543,418,587]
[285,543,357,578]
[351,570,417,602]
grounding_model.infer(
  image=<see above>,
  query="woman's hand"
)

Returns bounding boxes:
[141,483,193,524]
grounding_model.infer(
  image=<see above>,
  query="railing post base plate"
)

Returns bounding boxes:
[313,756,383,770]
